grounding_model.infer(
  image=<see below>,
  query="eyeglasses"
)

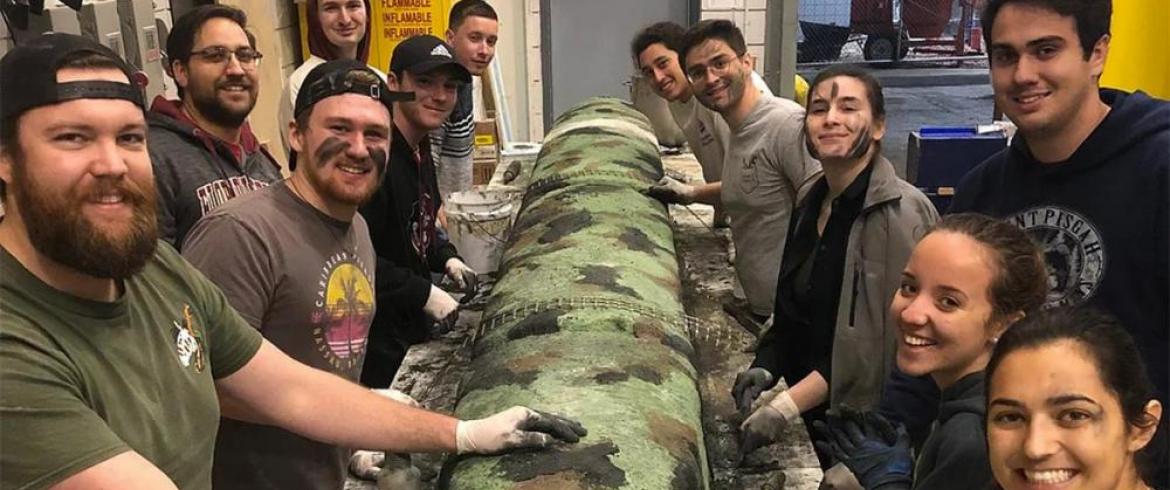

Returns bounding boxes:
[189,46,264,68]
[685,54,738,81]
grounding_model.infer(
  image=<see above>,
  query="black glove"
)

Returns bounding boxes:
[732,367,774,418]
[813,408,913,490]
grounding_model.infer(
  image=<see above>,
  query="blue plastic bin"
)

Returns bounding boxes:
[906,126,1008,212]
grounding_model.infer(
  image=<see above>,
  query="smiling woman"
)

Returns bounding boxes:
[888,214,1047,487]
[814,213,1047,490]
[286,0,385,113]
[986,307,1165,490]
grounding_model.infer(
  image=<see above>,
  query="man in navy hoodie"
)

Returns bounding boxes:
[949,0,1168,484]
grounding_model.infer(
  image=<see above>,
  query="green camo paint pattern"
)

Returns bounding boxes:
[441,98,710,489]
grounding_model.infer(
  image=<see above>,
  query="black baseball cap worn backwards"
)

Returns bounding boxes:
[293,58,414,120]
[0,33,145,122]
[290,59,412,170]
[389,35,472,83]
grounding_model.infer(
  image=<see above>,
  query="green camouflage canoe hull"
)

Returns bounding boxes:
[442,98,709,489]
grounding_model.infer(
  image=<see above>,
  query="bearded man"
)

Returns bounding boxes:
[181,59,410,489]
[0,35,586,490]
[149,4,282,248]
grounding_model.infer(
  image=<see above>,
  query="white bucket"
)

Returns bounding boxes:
[445,187,518,273]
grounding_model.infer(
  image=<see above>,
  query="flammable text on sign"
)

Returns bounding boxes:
[385,11,432,22]
[379,0,431,7]
[382,25,435,38]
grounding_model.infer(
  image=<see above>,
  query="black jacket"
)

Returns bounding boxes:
[950,89,1169,401]
[913,371,992,490]
[360,124,460,348]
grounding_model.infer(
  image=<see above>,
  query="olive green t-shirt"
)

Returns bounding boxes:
[0,242,264,489]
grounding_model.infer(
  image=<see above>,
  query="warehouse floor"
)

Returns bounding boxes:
[346,151,822,489]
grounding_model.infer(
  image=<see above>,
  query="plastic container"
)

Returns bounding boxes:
[445,187,520,273]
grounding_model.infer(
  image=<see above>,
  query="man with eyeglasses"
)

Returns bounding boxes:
[651,19,821,333]
[631,21,774,230]
[148,5,282,249]
[358,35,478,389]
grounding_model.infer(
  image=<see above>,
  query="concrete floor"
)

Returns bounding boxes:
[664,153,823,490]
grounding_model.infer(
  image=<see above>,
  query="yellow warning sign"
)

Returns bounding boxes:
[370,0,451,70]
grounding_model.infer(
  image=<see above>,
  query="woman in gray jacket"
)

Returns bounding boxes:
[733,65,938,466]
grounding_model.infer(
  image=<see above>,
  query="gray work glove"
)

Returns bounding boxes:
[455,406,588,455]
[646,176,696,204]
[813,408,913,490]
[732,367,775,418]
[423,284,460,334]
[738,389,801,460]
[349,451,384,480]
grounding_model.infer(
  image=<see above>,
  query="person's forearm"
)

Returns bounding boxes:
[218,343,459,453]
[787,371,829,413]
[690,181,722,205]
[234,365,457,452]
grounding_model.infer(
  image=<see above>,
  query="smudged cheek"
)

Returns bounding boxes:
[369,147,388,177]
[314,136,350,165]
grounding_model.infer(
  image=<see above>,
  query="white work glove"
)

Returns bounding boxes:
[455,406,588,455]
[760,315,775,336]
[423,284,460,334]
[376,453,421,490]
[444,258,480,298]
[646,176,696,205]
[349,389,422,481]
[348,451,385,480]
[350,452,422,490]
[738,390,801,458]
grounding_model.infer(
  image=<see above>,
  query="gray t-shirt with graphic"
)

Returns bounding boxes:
[182,181,376,490]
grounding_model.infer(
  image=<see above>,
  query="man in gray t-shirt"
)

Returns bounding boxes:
[650,21,821,323]
[631,21,773,202]
[186,180,377,489]
[181,61,407,490]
